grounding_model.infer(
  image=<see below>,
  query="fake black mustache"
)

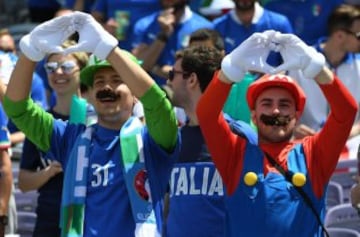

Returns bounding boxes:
[260,114,291,126]
[95,90,120,100]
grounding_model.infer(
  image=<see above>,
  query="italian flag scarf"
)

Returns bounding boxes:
[60,96,158,236]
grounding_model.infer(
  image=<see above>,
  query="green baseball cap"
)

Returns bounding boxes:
[80,50,142,87]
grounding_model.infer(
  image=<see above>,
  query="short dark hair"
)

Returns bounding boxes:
[189,28,225,52]
[327,4,360,35]
[175,45,222,92]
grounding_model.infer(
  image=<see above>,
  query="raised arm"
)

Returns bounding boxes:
[107,48,177,150]
[5,55,35,101]
[63,11,178,150]
[308,68,357,188]
[196,31,276,192]
[272,32,358,196]
[3,14,77,151]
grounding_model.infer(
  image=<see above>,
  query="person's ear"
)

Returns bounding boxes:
[295,110,302,120]
[188,72,198,87]
[133,96,138,106]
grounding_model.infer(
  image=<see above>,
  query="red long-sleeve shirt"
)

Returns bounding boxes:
[196,72,358,197]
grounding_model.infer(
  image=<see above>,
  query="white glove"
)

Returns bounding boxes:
[64,11,118,60]
[19,14,77,61]
[271,33,325,78]
[221,30,277,83]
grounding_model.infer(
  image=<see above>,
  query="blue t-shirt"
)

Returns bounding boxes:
[132,8,213,84]
[91,0,162,50]
[0,105,10,149]
[167,125,225,237]
[20,109,68,237]
[45,119,180,236]
[260,0,344,45]
[64,0,96,12]
[213,7,293,66]
[27,0,62,9]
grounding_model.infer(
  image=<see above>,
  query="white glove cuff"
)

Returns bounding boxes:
[19,34,45,62]
[303,52,325,79]
[221,55,245,83]
[93,34,118,60]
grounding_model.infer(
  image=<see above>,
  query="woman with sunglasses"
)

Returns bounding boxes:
[17,40,90,237]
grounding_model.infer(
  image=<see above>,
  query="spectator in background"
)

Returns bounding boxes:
[350,174,360,213]
[290,4,360,159]
[91,0,161,51]
[345,0,360,7]
[131,0,213,85]
[64,0,96,13]
[27,0,63,23]
[18,40,89,237]
[164,45,233,237]
[187,28,254,124]
[188,28,225,55]
[0,29,16,54]
[198,0,234,20]
[0,109,12,237]
[0,29,17,237]
[164,28,225,126]
[260,0,344,45]
[213,0,293,67]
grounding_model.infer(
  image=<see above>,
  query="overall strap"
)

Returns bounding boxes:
[264,152,329,237]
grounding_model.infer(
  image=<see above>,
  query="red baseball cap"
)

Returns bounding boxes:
[246,74,306,113]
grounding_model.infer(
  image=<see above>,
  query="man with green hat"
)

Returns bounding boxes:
[3,11,180,237]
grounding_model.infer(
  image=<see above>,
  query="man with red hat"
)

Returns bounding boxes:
[196,30,358,236]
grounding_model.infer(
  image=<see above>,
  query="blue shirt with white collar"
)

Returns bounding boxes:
[213,2,293,66]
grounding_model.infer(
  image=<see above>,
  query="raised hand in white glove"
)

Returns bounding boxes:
[271,33,325,78]
[221,30,278,83]
[64,11,118,60]
[19,14,77,62]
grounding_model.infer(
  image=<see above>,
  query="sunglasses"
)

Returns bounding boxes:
[0,48,15,53]
[342,29,360,40]
[44,61,77,74]
[168,69,190,81]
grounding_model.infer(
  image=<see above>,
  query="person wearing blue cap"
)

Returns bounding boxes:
[2,11,180,237]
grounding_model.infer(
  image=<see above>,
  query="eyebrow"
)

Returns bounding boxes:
[259,98,293,104]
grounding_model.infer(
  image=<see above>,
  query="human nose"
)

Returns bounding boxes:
[272,106,281,114]
[101,83,113,90]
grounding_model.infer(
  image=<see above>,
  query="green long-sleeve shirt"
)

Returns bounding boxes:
[3,84,178,152]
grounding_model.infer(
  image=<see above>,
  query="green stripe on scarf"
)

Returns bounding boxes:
[69,95,87,124]
[61,205,84,237]
[60,95,88,237]
[120,117,159,236]
[121,134,140,165]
